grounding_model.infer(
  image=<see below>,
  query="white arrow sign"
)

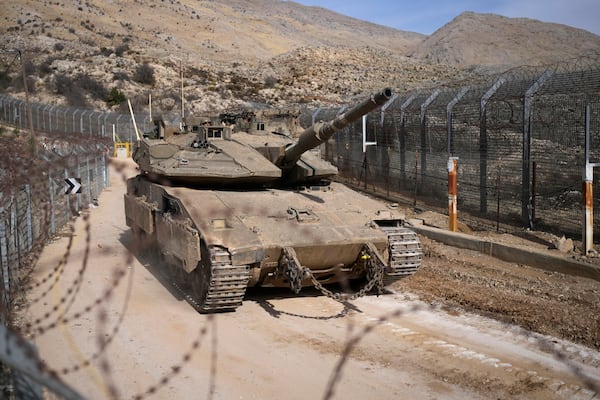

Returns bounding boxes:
[65,178,82,194]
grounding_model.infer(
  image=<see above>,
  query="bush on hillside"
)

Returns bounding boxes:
[133,63,156,86]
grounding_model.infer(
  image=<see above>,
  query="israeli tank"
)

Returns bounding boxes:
[125,88,422,312]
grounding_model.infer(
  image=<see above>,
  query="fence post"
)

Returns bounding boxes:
[480,78,506,215]
[448,157,459,231]
[583,103,596,254]
[419,90,440,187]
[583,166,593,253]
[0,208,9,315]
[9,197,18,293]
[523,70,552,229]
[86,156,92,205]
[64,168,71,218]
[400,92,419,183]
[48,173,56,235]
[447,87,469,155]
[25,185,32,251]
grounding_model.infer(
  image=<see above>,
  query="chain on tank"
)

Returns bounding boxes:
[302,249,385,302]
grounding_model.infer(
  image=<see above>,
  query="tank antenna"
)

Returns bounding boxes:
[180,60,185,125]
[128,99,141,141]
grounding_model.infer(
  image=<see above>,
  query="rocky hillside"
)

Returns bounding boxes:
[1,1,599,116]
[410,12,600,71]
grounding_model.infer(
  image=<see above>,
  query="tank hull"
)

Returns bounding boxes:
[125,175,421,311]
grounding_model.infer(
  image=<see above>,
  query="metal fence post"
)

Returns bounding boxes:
[447,87,469,155]
[9,197,18,292]
[25,185,32,251]
[583,103,597,253]
[523,70,553,229]
[86,156,92,205]
[419,90,440,187]
[48,173,56,235]
[0,208,9,314]
[448,157,459,231]
[400,93,419,183]
[480,78,506,215]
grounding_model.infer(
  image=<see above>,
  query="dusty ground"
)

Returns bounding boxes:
[394,235,600,350]
[19,159,600,399]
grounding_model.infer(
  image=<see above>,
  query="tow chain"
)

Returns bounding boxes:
[281,247,304,294]
[302,243,385,302]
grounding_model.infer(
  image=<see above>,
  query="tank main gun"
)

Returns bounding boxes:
[279,88,393,169]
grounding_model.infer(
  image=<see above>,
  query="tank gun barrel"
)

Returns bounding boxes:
[280,88,392,168]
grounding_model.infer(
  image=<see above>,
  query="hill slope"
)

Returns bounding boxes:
[409,12,600,70]
[1,2,600,114]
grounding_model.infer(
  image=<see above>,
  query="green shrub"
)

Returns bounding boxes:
[106,87,126,106]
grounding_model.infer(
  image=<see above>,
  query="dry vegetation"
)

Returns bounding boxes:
[1,0,599,117]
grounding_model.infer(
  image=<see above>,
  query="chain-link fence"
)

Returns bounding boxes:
[0,94,155,142]
[316,58,600,240]
[0,95,112,399]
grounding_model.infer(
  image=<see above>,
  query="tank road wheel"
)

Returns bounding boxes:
[190,243,250,313]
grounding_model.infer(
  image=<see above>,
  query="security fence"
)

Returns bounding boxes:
[0,96,111,399]
[315,59,600,240]
[0,94,154,142]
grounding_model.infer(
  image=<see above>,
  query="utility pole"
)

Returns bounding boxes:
[18,50,36,154]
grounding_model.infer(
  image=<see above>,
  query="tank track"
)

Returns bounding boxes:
[194,247,250,313]
[379,226,422,283]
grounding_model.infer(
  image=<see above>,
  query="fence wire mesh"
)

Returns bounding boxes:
[320,57,600,240]
[0,96,111,399]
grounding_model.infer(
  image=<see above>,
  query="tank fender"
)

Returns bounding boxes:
[124,194,157,234]
[155,213,202,273]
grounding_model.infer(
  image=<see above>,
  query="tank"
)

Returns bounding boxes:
[124,88,422,312]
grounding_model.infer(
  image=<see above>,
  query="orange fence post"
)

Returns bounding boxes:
[448,157,458,232]
[583,165,594,253]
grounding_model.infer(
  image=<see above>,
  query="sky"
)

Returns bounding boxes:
[293,0,600,36]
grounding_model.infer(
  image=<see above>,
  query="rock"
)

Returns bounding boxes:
[551,235,574,253]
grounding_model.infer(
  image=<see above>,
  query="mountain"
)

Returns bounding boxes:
[3,0,423,63]
[1,2,599,114]
[409,12,600,71]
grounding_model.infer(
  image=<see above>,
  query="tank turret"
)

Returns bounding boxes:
[132,88,392,186]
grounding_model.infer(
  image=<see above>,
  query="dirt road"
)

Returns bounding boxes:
[22,160,599,399]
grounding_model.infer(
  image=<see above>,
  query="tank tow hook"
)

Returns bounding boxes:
[361,243,386,295]
[280,247,305,294]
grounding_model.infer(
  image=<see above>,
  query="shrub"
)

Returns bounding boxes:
[112,71,130,81]
[53,73,87,107]
[264,75,278,88]
[76,74,108,100]
[11,75,37,94]
[106,87,126,106]
[115,43,129,56]
[38,57,57,77]
[54,42,64,52]
[133,63,155,86]
[0,70,11,90]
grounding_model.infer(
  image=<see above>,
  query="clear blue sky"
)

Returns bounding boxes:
[293,0,600,36]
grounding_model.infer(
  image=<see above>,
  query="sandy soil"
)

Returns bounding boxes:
[19,159,600,399]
